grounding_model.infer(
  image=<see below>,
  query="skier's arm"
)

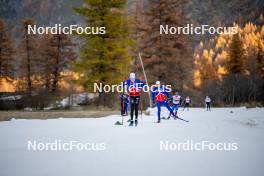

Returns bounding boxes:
[164,86,171,100]
[167,96,172,103]
[140,80,145,87]
[151,91,156,105]
[164,91,170,99]
[124,80,130,93]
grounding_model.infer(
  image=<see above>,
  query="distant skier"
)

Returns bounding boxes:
[205,96,211,111]
[152,81,175,123]
[168,91,182,119]
[120,92,129,116]
[123,72,144,126]
[183,96,191,111]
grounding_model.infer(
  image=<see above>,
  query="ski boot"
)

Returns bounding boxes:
[129,120,134,126]
[174,115,180,120]
[135,120,138,126]
[173,113,178,120]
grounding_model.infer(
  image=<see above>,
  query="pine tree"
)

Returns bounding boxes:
[226,33,245,74]
[0,19,16,88]
[225,33,246,105]
[140,0,192,89]
[74,0,133,104]
[19,19,38,96]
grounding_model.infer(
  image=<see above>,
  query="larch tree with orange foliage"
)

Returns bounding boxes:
[39,33,77,93]
[49,34,77,93]
[19,19,39,96]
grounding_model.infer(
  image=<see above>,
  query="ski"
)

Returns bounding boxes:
[163,116,189,122]
[153,121,161,123]
[175,116,189,122]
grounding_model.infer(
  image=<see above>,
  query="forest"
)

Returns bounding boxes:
[0,0,263,110]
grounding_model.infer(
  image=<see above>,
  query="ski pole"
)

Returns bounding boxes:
[138,53,152,107]
[121,81,126,125]
[140,96,143,121]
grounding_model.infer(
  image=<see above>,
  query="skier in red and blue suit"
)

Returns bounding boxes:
[123,72,144,126]
[152,81,175,123]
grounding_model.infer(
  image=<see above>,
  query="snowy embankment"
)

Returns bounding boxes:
[0,107,264,176]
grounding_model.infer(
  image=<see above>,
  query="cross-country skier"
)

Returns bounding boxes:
[167,91,182,119]
[123,72,144,126]
[205,96,211,111]
[120,92,129,116]
[152,81,175,123]
[183,96,191,111]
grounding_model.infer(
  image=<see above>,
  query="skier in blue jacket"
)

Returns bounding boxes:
[122,72,144,126]
[152,81,175,123]
[120,93,129,116]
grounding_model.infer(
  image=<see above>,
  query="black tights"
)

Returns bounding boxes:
[206,102,211,111]
[130,96,140,121]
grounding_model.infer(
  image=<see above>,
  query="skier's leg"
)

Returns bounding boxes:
[157,102,161,122]
[130,97,135,122]
[168,104,176,118]
[174,104,179,116]
[124,103,127,115]
[125,100,129,115]
[134,97,140,125]
[164,101,175,117]
[121,101,123,115]
[127,99,130,113]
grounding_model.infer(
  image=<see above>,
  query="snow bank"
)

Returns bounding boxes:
[60,93,97,107]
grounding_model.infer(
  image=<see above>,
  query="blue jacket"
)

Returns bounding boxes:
[152,85,170,103]
[120,93,129,103]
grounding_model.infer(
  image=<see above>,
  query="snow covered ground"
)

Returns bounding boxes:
[0,107,264,176]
